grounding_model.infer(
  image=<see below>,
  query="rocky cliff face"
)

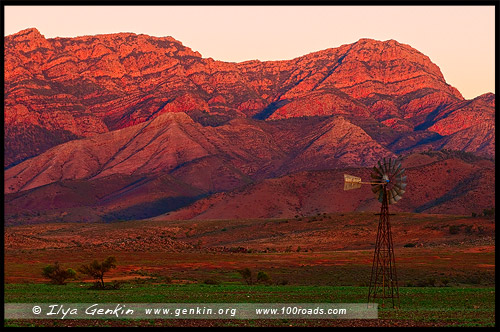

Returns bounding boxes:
[4,29,495,223]
[5,29,493,168]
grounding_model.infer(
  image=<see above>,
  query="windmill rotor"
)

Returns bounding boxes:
[343,157,406,204]
[370,158,406,204]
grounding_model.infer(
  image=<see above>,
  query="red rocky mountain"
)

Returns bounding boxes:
[3,28,495,224]
[5,29,493,166]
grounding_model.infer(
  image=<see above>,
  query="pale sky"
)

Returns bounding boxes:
[4,5,495,99]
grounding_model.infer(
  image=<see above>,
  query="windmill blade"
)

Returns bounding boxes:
[394,167,405,178]
[372,165,383,178]
[394,180,406,189]
[394,188,406,196]
[391,159,399,179]
[381,158,388,175]
[392,184,405,196]
[384,158,392,174]
[390,188,402,202]
[387,189,395,204]
[384,157,390,171]
[397,175,407,184]
[385,162,393,180]
[392,162,402,177]
[377,160,384,176]
[388,158,396,174]
[377,188,384,203]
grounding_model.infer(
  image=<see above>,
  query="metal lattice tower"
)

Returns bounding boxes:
[344,157,406,309]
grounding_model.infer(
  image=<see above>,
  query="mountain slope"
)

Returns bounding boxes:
[157,152,495,220]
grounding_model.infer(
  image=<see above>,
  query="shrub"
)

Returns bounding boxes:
[277,279,289,286]
[257,271,271,284]
[42,262,76,285]
[203,278,220,285]
[483,207,495,218]
[404,243,417,248]
[465,274,482,285]
[427,277,437,287]
[449,225,460,234]
[159,275,172,284]
[110,280,123,290]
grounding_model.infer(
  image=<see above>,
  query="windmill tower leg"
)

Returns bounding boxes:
[367,186,400,309]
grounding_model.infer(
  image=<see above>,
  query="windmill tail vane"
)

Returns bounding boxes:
[343,174,384,191]
[343,174,362,191]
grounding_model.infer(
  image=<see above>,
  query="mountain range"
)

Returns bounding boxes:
[4,28,495,224]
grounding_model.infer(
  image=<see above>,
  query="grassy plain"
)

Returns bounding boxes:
[4,213,495,327]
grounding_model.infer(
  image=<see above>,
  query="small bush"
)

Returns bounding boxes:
[42,262,76,285]
[203,278,220,285]
[483,207,495,218]
[449,225,460,234]
[415,277,437,287]
[110,280,123,289]
[161,276,172,284]
[465,274,482,285]
[404,243,417,248]
[257,271,271,284]
[277,279,289,286]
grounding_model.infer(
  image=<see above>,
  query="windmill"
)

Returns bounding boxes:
[344,157,406,309]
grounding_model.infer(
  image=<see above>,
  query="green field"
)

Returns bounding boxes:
[4,283,495,327]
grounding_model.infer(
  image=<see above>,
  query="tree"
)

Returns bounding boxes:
[483,207,495,218]
[238,268,253,285]
[78,256,117,289]
[42,262,76,285]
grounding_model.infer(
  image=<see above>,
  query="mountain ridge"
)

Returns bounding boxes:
[4,28,495,224]
[5,28,492,168]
